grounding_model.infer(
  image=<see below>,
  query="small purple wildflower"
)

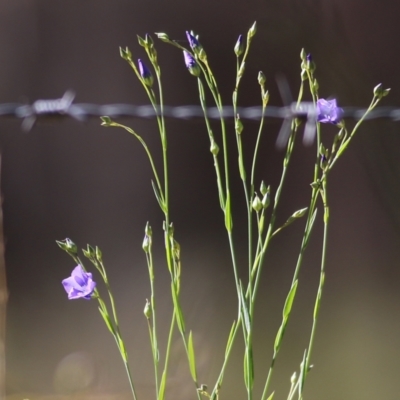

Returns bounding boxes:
[138,59,154,87]
[183,51,200,77]
[317,99,343,124]
[62,265,96,300]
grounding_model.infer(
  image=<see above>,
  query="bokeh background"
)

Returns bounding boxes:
[1,1,400,400]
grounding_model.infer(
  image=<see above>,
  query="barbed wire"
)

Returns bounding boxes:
[0,91,398,146]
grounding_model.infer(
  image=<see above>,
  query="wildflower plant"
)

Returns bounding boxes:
[57,21,389,400]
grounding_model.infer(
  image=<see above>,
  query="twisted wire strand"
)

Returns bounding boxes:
[0,91,397,145]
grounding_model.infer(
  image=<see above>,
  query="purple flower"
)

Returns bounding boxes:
[317,99,343,124]
[62,265,96,300]
[183,51,201,77]
[138,59,154,87]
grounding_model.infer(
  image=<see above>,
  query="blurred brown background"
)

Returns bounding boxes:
[1,1,400,400]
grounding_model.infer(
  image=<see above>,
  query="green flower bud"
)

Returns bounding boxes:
[144,299,152,319]
[142,235,150,253]
[252,194,262,212]
[56,238,78,255]
[95,246,103,262]
[100,116,113,127]
[248,21,257,39]
[235,116,243,134]
[258,71,266,86]
[234,34,244,57]
[262,186,271,209]
[373,83,391,99]
[155,32,170,42]
[137,35,147,48]
[83,244,96,260]
[300,48,307,61]
[260,181,267,195]
[119,46,132,61]
[210,139,219,155]
[145,222,152,237]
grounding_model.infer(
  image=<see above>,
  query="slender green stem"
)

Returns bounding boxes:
[305,179,328,375]
[107,122,164,202]
[145,248,159,395]
[197,78,226,209]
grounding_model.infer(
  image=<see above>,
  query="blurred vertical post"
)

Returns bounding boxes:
[0,153,7,400]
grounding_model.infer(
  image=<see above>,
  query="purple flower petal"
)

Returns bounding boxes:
[317,99,343,124]
[62,265,96,300]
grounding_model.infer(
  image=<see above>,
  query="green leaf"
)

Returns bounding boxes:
[171,282,186,335]
[118,335,128,363]
[98,307,115,335]
[272,207,308,236]
[313,272,325,320]
[298,349,308,396]
[225,321,236,357]
[266,391,275,400]
[158,371,167,400]
[244,351,249,389]
[304,208,317,248]
[243,346,254,390]
[283,280,298,319]
[273,324,285,353]
[225,191,232,231]
[137,35,147,47]
[151,180,166,213]
[239,281,251,337]
[188,331,198,381]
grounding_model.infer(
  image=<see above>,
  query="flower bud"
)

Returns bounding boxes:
[144,299,152,319]
[210,139,219,155]
[235,116,243,134]
[83,244,96,260]
[95,246,103,262]
[56,238,78,255]
[145,222,152,237]
[252,195,262,212]
[258,71,266,86]
[142,235,150,253]
[145,33,154,47]
[137,35,146,48]
[183,51,201,77]
[155,32,170,42]
[320,153,328,170]
[260,181,267,195]
[119,46,132,61]
[300,48,307,61]
[186,31,202,54]
[262,186,271,209]
[247,21,257,39]
[234,34,244,57]
[373,83,391,99]
[138,59,154,87]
